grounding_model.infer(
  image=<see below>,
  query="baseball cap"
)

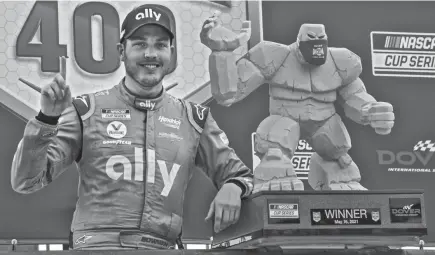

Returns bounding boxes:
[120,4,175,42]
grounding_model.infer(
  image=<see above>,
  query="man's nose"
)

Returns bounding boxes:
[144,47,158,59]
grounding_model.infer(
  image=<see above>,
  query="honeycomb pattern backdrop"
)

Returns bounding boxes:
[0,0,248,110]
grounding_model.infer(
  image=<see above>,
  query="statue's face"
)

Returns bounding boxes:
[297,24,328,66]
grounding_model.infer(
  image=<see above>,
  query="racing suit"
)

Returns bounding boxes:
[11,78,253,250]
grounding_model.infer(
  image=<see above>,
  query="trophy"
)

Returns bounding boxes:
[200,15,427,250]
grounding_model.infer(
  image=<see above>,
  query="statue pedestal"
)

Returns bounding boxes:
[211,190,427,249]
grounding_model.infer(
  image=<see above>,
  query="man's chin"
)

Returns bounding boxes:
[139,77,163,88]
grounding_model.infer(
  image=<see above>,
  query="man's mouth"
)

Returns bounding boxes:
[139,63,161,71]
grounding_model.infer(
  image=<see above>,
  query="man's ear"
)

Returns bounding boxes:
[117,43,125,61]
[170,45,175,56]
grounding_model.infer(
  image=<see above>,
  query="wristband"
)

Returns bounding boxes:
[35,111,60,125]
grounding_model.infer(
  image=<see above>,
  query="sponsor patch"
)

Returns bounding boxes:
[101,109,131,120]
[136,100,156,110]
[95,90,109,97]
[158,132,183,142]
[107,121,127,139]
[194,104,207,120]
[188,102,209,130]
[158,116,181,129]
[75,234,92,245]
[74,95,89,108]
[102,140,132,145]
[72,94,91,118]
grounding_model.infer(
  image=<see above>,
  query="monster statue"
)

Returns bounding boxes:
[200,16,395,192]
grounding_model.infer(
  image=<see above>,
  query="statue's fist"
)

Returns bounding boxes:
[362,102,395,135]
[200,11,251,51]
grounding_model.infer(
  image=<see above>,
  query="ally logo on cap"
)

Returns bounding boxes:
[136,8,161,21]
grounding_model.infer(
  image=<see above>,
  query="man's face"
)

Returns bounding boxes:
[119,24,173,88]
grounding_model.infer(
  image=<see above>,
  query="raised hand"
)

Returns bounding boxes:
[40,57,72,117]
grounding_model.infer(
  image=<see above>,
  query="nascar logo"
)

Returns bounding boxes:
[370,31,435,78]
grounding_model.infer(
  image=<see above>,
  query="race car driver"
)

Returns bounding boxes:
[11,4,253,250]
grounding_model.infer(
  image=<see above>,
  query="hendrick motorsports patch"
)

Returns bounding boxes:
[370,31,435,78]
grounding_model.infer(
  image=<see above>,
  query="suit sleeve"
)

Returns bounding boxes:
[195,112,253,198]
[10,105,82,194]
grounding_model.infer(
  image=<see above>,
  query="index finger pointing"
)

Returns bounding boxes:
[60,56,67,81]
[54,74,66,90]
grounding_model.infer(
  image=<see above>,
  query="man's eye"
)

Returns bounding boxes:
[319,35,325,39]
[135,43,146,47]
[307,34,315,39]
[157,43,168,48]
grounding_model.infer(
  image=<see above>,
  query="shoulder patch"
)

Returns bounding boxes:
[94,89,110,97]
[329,47,362,84]
[189,102,209,130]
[72,94,94,120]
[240,40,291,79]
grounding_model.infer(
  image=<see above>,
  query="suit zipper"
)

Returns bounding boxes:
[139,110,147,230]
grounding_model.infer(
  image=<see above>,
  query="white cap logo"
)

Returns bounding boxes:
[136,8,161,21]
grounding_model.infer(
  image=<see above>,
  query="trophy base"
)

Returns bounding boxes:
[211,190,427,249]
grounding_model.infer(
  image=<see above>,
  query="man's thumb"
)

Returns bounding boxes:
[205,201,215,221]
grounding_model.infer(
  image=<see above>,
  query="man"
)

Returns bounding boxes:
[11,4,253,250]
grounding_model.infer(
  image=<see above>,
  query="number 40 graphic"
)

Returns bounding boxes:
[16,1,120,74]
[16,1,178,75]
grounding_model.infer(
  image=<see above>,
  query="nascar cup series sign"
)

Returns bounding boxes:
[370,31,435,78]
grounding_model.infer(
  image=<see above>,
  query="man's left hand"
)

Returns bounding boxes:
[205,183,242,233]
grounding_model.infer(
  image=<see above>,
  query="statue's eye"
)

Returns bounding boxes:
[319,35,325,39]
[307,34,315,39]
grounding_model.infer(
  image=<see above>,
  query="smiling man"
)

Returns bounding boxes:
[11,4,253,250]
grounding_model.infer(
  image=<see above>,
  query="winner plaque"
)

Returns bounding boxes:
[211,190,427,249]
